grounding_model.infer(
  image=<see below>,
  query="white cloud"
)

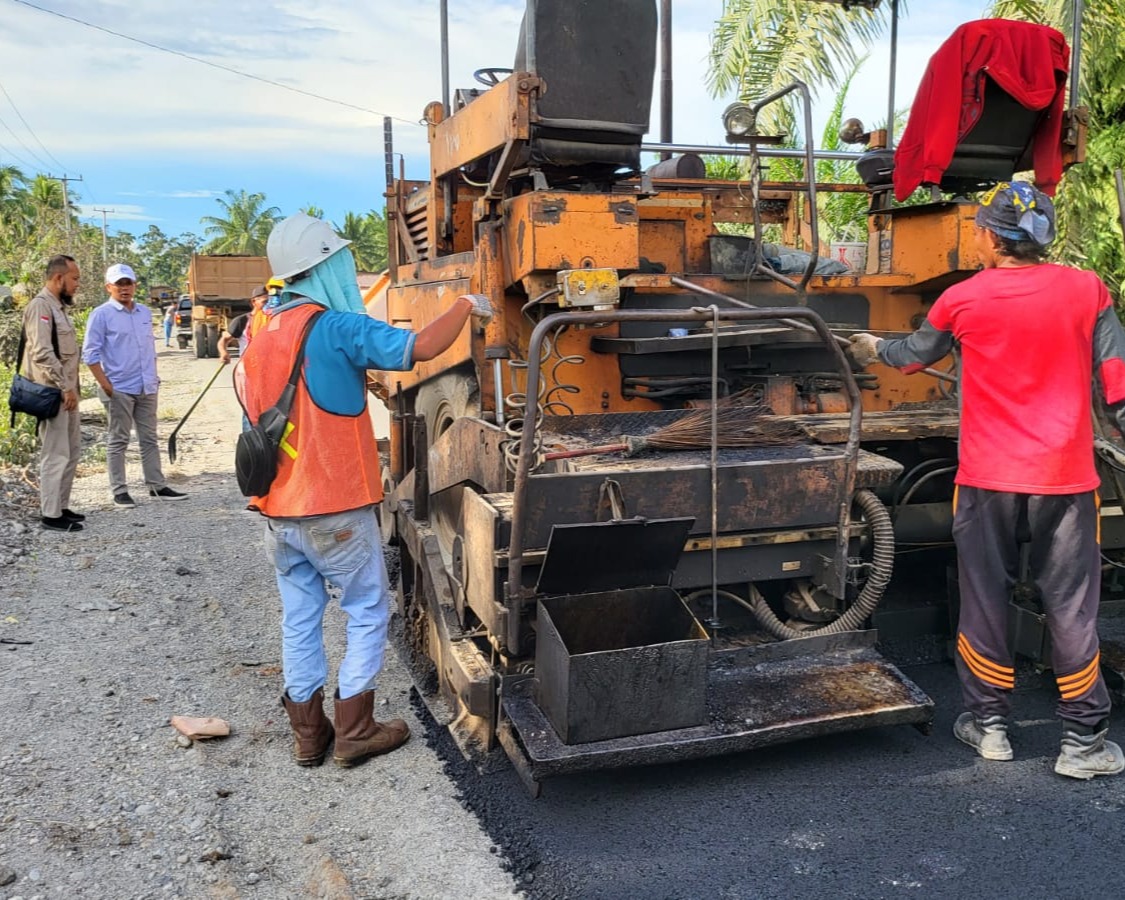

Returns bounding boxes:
[0,0,992,235]
[76,203,152,222]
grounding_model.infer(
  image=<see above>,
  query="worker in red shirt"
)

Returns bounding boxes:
[849,181,1125,780]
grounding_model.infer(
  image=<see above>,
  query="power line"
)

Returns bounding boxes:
[8,0,421,127]
[0,108,52,171]
[0,136,39,172]
[0,75,67,171]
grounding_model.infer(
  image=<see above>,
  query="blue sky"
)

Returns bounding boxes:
[0,0,992,242]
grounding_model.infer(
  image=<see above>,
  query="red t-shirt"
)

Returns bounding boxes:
[928,265,1119,493]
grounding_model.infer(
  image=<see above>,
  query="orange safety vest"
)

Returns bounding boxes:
[246,307,270,342]
[239,303,384,518]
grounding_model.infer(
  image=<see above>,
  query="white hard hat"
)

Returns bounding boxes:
[267,212,351,280]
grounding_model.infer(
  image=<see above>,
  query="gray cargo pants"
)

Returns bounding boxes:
[953,486,1110,728]
[102,389,167,496]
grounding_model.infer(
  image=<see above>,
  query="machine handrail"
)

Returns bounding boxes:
[504,305,863,653]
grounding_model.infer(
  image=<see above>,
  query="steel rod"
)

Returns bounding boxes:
[641,142,862,162]
[886,0,900,146]
[1069,0,1084,109]
[660,0,673,158]
[709,305,721,638]
[668,276,958,386]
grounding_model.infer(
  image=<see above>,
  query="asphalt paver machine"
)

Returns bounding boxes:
[370,0,1095,794]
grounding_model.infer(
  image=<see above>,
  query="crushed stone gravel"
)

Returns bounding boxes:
[0,344,520,900]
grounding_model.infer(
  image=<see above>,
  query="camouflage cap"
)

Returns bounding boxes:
[975,181,1056,247]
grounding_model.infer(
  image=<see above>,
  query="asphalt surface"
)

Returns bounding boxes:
[439,649,1125,900]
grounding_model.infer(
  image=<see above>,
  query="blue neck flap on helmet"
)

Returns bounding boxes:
[278,249,366,314]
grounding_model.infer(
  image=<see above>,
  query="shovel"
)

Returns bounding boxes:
[167,362,228,463]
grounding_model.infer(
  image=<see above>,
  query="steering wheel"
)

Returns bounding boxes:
[474,67,514,87]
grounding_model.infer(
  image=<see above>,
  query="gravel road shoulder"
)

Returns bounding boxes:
[0,344,520,900]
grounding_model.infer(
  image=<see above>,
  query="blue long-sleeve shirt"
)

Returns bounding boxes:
[82,299,160,395]
[277,299,415,416]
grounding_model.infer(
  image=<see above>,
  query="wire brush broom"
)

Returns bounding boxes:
[543,395,803,461]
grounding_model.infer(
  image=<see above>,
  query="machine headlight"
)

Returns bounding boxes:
[722,103,757,139]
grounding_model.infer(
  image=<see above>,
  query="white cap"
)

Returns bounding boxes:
[105,263,137,284]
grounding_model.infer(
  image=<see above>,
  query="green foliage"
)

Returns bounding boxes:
[200,189,281,255]
[0,364,42,466]
[136,227,200,295]
[987,0,1125,299]
[337,210,389,272]
[708,0,889,135]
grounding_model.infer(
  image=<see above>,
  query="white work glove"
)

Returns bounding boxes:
[848,333,882,368]
[459,293,493,326]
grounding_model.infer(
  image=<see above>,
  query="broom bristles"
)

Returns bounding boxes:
[640,394,802,450]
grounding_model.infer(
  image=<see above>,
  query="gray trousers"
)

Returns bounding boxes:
[39,406,81,518]
[103,390,166,495]
[953,486,1110,728]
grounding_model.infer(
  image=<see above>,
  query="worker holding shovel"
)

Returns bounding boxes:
[849,182,1125,780]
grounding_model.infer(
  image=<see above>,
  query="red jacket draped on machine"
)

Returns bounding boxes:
[892,19,1069,202]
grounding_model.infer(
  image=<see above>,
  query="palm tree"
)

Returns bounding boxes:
[0,166,33,244]
[337,210,389,272]
[199,189,281,255]
[27,174,65,208]
[987,0,1125,298]
[707,0,889,135]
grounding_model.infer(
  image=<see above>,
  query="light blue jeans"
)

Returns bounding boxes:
[263,506,391,703]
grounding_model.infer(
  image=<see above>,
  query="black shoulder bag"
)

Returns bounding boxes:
[9,313,62,427]
[235,310,324,497]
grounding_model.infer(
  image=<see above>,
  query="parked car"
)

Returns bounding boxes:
[174,297,192,349]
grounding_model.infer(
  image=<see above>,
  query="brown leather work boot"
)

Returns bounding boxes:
[281,688,334,767]
[332,690,410,768]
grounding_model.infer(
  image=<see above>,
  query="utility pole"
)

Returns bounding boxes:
[45,173,83,248]
[93,208,115,264]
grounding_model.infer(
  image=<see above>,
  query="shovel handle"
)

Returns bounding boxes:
[543,442,629,461]
[167,361,228,462]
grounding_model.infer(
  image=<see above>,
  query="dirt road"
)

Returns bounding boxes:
[0,342,518,899]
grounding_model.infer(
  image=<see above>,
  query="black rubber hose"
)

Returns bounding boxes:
[748,489,895,640]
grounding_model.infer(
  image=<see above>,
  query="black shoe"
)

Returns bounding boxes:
[62,509,86,522]
[42,515,83,532]
[150,487,188,501]
[113,492,136,509]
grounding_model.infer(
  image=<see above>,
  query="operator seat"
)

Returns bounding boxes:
[857,18,1069,200]
[513,0,657,181]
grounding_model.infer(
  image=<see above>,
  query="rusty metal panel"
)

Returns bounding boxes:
[429,76,533,179]
[638,219,686,274]
[536,517,694,595]
[461,489,508,637]
[502,634,933,780]
[502,452,849,550]
[891,202,982,289]
[427,418,507,496]
[380,276,473,393]
[672,537,839,587]
[504,193,640,282]
[535,588,709,744]
[784,409,960,444]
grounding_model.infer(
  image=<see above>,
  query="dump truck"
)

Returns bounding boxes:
[370,0,1107,795]
[181,255,271,357]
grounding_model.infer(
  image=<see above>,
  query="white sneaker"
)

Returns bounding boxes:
[954,712,1013,761]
